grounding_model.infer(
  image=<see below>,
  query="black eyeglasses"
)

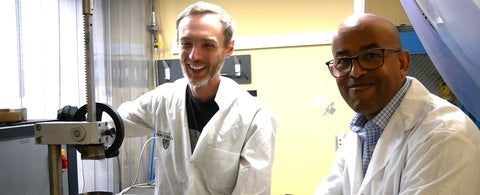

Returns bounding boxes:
[325,48,402,78]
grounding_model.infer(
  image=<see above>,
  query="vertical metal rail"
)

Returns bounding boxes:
[148,4,159,87]
[48,145,62,195]
[47,1,97,194]
[83,0,96,122]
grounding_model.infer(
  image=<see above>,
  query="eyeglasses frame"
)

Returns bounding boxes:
[325,47,402,78]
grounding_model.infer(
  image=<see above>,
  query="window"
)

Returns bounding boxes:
[1,0,85,119]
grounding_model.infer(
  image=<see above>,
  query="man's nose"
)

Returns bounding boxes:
[350,59,367,78]
[188,45,201,60]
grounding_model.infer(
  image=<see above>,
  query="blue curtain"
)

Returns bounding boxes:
[400,0,480,123]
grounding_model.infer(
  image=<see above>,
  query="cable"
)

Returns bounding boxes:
[117,136,156,195]
[148,132,156,182]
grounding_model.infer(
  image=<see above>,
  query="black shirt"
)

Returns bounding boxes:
[185,85,219,152]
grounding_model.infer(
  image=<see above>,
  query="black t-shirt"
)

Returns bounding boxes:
[185,85,219,152]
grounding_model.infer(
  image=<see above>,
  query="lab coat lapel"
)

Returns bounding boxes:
[190,77,237,158]
[361,117,406,186]
[359,77,425,191]
[346,133,366,193]
[175,80,192,160]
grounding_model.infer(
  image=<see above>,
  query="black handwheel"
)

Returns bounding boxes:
[72,103,124,158]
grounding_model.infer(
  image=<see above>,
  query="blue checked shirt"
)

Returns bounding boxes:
[350,78,412,176]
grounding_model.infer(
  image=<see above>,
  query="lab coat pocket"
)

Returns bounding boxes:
[205,148,240,192]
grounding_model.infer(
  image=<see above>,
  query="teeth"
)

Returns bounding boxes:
[189,64,206,70]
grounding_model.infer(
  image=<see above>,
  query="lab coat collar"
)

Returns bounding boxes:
[174,76,239,111]
[214,76,242,110]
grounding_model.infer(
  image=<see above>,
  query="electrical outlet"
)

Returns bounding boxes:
[335,133,346,151]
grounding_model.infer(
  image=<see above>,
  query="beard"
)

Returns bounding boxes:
[182,57,225,87]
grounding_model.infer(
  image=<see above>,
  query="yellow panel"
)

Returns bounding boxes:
[154,0,408,194]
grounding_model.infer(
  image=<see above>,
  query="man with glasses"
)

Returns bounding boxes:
[315,13,480,194]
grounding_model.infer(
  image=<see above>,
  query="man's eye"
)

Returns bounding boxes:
[336,58,351,65]
[362,52,382,59]
[181,42,191,46]
[203,43,215,48]
[180,42,192,48]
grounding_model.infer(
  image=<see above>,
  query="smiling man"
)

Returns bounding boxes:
[117,2,276,194]
[315,13,480,194]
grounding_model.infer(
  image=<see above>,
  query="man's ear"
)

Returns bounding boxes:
[225,40,234,57]
[399,50,411,77]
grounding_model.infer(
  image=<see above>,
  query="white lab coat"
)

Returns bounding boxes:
[316,77,480,195]
[117,77,276,195]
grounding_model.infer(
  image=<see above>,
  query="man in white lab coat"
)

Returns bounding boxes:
[118,2,276,194]
[316,13,480,194]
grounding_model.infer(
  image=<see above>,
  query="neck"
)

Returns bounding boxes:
[189,76,221,103]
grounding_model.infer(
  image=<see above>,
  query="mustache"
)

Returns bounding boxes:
[346,78,375,88]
